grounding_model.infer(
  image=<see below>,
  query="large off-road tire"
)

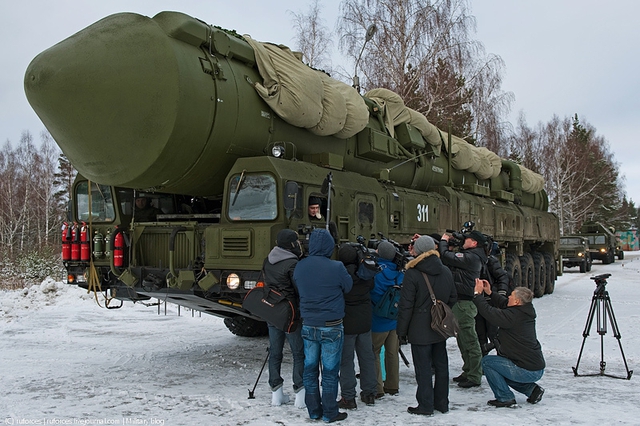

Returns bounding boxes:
[618,250,624,260]
[224,316,269,337]
[505,253,522,288]
[602,251,611,265]
[532,252,546,298]
[586,259,592,272]
[579,260,586,273]
[519,253,535,292]
[543,252,556,294]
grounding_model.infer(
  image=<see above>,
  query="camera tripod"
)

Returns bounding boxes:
[572,274,633,380]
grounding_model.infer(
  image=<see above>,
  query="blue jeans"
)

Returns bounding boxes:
[340,331,377,399]
[411,341,449,413]
[268,324,304,392]
[482,355,544,402]
[301,324,344,422]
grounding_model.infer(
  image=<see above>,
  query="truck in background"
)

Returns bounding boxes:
[559,235,592,273]
[579,221,624,264]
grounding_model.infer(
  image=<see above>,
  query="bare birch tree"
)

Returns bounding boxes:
[290,0,334,72]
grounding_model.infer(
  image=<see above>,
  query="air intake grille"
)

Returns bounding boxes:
[222,230,251,257]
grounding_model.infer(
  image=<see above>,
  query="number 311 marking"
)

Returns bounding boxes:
[417,204,429,222]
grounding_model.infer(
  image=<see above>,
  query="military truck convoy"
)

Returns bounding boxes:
[25,11,560,336]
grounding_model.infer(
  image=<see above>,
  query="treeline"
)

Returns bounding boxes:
[0,130,74,286]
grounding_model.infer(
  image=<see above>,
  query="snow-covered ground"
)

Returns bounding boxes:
[1,253,639,426]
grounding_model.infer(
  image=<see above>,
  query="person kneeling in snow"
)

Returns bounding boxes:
[473,280,545,408]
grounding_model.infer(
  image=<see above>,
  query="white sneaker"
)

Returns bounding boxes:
[294,388,306,409]
[271,387,290,406]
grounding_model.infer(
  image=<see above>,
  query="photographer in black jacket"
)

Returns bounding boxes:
[473,279,545,408]
[439,230,487,388]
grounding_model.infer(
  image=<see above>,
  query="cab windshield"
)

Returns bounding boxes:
[560,237,584,245]
[227,173,277,221]
[76,182,115,222]
[587,235,606,245]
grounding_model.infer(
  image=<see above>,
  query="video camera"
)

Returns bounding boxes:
[445,221,476,247]
[364,232,412,269]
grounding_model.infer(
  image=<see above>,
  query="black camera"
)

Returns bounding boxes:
[445,221,476,247]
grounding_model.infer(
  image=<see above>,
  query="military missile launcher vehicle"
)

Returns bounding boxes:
[25,11,560,335]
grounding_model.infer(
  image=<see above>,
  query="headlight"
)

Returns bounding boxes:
[600,248,606,253]
[271,145,285,158]
[226,273,240,290]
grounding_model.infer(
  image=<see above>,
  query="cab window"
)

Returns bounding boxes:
[228,173,277,221]
[76,182,115,222]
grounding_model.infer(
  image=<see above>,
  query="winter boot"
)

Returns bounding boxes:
[271,387,290,406]
[294,387,306,409]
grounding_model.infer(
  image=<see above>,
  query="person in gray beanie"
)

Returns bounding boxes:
[397,235,456,415]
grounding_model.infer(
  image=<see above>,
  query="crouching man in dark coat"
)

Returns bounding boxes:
[473,280,546,408]
[396,236,457,416]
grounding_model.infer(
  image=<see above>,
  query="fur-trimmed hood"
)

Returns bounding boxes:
[405,249,440,270]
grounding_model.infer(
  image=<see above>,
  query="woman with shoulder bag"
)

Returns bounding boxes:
[396,236,457,416]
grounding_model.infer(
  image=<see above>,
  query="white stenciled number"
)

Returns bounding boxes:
[416,204,429,222]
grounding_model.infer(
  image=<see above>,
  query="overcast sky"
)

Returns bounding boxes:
[3,0,639,203]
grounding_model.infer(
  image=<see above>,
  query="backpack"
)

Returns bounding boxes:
[372,284,402,320]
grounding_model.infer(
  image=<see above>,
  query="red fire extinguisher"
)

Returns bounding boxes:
[61,222,71,261]
[71,222,80,261]
[114,229,124,267]
[80,222,90,262]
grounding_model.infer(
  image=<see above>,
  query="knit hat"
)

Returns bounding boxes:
[377,241,397,261]
[276,229,299,250]
[413,235,436,255]
[338,243,359,265]
[467,230,487,246]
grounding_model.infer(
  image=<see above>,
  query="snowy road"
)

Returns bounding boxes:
[1,253,639,425]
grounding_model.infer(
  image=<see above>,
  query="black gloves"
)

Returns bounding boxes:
[398,335,408,345]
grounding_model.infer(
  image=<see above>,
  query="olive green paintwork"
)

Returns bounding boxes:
[27,11,561,329]
[26,11,547,210]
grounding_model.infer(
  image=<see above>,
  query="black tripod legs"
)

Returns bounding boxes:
[572,291,633,380]
[248,346,270,399]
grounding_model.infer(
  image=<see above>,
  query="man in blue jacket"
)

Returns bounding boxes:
[294,228,352,423]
